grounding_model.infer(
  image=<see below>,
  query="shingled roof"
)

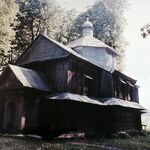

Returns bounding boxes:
[9,64,50,92]
[68,36,118,55]
[16,34,114,72]
[46,92,104,106]
[46,93,144,110]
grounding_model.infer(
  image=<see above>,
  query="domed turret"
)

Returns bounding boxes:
[68,17,118,72]
[82,17,93,37]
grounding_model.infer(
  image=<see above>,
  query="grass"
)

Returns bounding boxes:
[0,134,150,149]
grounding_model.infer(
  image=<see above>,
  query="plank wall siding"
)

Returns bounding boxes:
[25,59,69,92]
[0,90,24,133]
[68,56,113,97]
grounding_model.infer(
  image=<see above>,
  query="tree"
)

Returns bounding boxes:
[0,0,18,70]
[141,23,150,38]
[54,9,77,44]
[11,0,63,62]
[67,0,128,70]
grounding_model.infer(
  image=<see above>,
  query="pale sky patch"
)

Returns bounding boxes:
[56,0,150,109]
[56,0,97,12]
[124,0,150,109]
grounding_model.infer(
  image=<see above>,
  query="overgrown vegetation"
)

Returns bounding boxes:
[0,0,18,70]
[1,134,150,150]
[11,0,64,63]
[0,0,128,70]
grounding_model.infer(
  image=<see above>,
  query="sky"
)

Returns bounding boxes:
[56,0,150,109]
[123,0,150,109]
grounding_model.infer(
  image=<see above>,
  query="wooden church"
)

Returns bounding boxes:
[0,18,144,138]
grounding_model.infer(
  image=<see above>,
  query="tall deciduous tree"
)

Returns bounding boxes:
[67,0,128,70]
[11,0,63,62]
[0,0,18,70]
[55,9,77,44]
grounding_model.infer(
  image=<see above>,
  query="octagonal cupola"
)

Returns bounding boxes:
[82,17,94,37]
[68,18,119,72]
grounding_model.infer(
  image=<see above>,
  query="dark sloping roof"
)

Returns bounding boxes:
[113,70,137,84]
[46,93,144,110]
[47,35,115,72]
[15,34,114,72]
[67,36,118,55]
[16,34,90,65]
[46,92,104,106]
[9,64,50,92]
[16,35,69,65]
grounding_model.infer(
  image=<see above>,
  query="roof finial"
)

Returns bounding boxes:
[82,16,93,37]
[86,15,90,21]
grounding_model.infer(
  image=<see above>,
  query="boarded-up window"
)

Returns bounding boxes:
[100,71,113,97]
[132,86,139,103]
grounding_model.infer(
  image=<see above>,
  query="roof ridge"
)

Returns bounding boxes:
[15,34,114,72]
[68,36,118,55]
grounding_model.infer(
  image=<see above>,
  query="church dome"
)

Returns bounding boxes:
[68,17,119,72]
[82,17,93,29]
[82,17,94,37]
